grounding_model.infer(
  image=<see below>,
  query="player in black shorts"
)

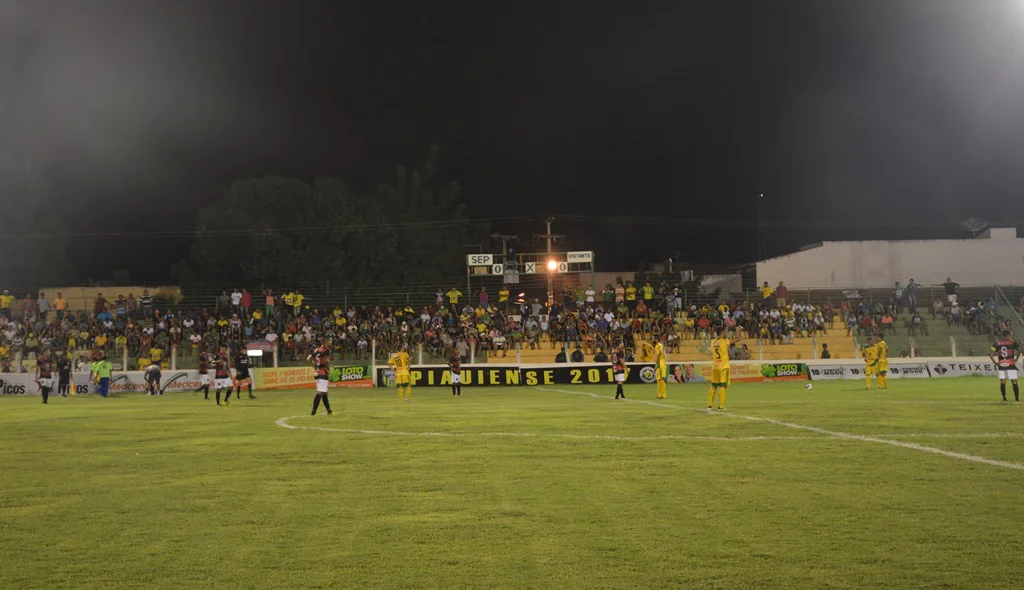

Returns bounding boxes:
[56,352,72,397]
[989,331,1022,402]
[234,351,255,399]
[612,344,626,399]
[448,354,462,396]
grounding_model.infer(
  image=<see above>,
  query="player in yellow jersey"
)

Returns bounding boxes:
[388,346,413,401]
[708,328,733,411]
[862,336,879,389]
[654,341,668,399]
[875,335,890,390]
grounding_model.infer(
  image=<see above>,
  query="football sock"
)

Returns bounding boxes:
[718,388,727,409]
[405,386,412,399]
[707,386,716,408]
[203,385,209,399]
[41,387,49,404]
[321,393,332,413]
[1014,383,1020,401]
[878,375,886,389]
[215,389,221,404]
[248,384,254,398]
[312,395,322,414]
[452,385,457,396]
[615,384,624,399]
[866,375,872,389]
[1001,383,1007,400]
[397,387,403,400]
[456,384,461,396]
[657,381,666,399]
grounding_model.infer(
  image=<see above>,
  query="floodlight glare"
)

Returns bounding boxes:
[547,260,558,271]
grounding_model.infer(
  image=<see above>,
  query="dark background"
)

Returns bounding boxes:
[3,0,1023,281]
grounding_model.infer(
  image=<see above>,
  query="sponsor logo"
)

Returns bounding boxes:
[0,378,27,395]
[329,365,368,383]
[761,363,807,379]
[932,364,948,375]
[638,366,657,383]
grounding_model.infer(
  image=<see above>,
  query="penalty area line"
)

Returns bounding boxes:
[536,387,1024,472]
[274,416,824,441]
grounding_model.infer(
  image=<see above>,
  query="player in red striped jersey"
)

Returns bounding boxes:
[308,339,333,415]
[612,343,627,399]
[448,354,462,396]
[989,330,1022,402]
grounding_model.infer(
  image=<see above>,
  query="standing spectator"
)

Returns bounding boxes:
[141,289,154,318]
[775,281,788,308]
[943,277,960,306]
[893,281,904,315]
[231,288,242,314]
[479,287,488,308]
[446,287,463,311]
[37,292,50,321]
[218,290,230,316]
[21,293,36,320]
[760,281,775,303]
[642,281,655,309]
[241,289,252,315]
[0,290,13,319]
[127,293,138,319]
[265,289,275,317]
[54,292,68,321]
[94,293,108,317]
[906,278,918,314]
[614,283,625,306]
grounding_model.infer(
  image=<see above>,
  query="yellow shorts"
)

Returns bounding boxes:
[395,372,410,386]
[711,367,731,387]
[877,361,889,374]
[865,365,877,376]
[656,365,667,381]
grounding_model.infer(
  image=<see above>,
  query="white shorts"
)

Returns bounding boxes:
[316,378,329,393]
[614,373,625,383]
[215,378,233,389]
[38,377,55,389]
[199,374,210,385]
[947,294,958,304]
[998,369,1019,381]
[451,373,461,384]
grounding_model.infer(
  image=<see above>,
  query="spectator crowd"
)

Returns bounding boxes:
[0,278,1016,373]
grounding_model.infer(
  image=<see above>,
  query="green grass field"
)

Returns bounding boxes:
[3,378,1024,589]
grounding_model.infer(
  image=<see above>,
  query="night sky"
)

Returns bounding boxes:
[3,0,1024,281]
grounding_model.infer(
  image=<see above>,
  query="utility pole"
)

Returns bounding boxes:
[756,193,768,261]
[489,234,518,256]
[533,217,565,305]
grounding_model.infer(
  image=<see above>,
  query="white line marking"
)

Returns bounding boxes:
[274,416,822,441]
[536,387,1024,472]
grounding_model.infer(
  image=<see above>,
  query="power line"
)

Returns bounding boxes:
[0,216,533,239]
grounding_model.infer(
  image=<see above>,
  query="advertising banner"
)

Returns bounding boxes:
[926,360,999,378]
[521,364,656,386]
[254,366,373,390]
[808,362,932,380]
[377,365,523,388]
[0,371,202,395]
[664,362,770,384]
[887,363,931,379]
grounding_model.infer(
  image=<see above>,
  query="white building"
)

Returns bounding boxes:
[756,228,1024,288]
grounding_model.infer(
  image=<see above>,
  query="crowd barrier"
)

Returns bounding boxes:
[0,358,1006,396]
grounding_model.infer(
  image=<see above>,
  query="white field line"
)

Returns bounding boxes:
[274,416,820,441]
[535,387,1024,472]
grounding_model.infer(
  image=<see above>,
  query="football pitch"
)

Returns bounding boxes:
[3,379,1024,589]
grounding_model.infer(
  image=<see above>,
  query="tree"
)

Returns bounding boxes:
[375,144,479,285]
[182,146,483,288]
